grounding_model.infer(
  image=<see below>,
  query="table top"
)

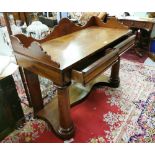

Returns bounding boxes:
[11,16,132,71]
[41,26,130,69]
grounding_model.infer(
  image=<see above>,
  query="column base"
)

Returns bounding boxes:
[58,124,75,140]
[109,77,120,88]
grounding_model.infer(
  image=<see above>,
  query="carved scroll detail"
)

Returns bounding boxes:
[41,16,129,42]
[11,35,60,68]
[41,17,103,42]
[10,16,129,69]
[41,18,82,42]
[14,34,37,47]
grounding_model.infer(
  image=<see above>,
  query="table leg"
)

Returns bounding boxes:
[132,28,150,57]
[22,69,44,114]
[18,67,32,107]
[109,58,120,88]
[57,85,75,139]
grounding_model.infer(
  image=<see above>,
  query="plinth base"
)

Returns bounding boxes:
[37,74,113,140]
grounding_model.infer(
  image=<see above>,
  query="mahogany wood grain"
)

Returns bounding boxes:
[41,26,131,70]
[71,35,135,85]
[41,16,128,42]
[72,49,118,85]
[11,35,60,68]
[10,16,135,140]
[22,69,44,113]
[14,53,67,86]
[57,85,74,138]
[12,17,131,70]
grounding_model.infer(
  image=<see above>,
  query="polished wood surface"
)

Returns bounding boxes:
[42,26,131,70]
[23,69,44,113]
[12,16,130,70]
[11,16,135,140]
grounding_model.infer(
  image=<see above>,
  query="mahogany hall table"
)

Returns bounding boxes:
[11,16,135,140]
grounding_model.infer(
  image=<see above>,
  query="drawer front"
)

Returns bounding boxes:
[72,51,118,85]
[72,35,135,85]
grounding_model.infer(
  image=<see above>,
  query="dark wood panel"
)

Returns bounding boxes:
[119,18,155,31]
[0,75,24,141]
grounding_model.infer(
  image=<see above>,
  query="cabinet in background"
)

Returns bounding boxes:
[0,75,24,141]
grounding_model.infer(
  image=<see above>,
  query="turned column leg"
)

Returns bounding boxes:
[109,58,120,88]
[57,85,74,139]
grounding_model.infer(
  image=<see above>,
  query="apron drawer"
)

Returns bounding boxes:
[71,35,135,85]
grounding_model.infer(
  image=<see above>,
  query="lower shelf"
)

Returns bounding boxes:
[37,74,110,139]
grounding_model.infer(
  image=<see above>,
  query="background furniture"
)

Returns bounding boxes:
[0,75,24,141]
[0,54,24,141]
[119,16,155,57]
